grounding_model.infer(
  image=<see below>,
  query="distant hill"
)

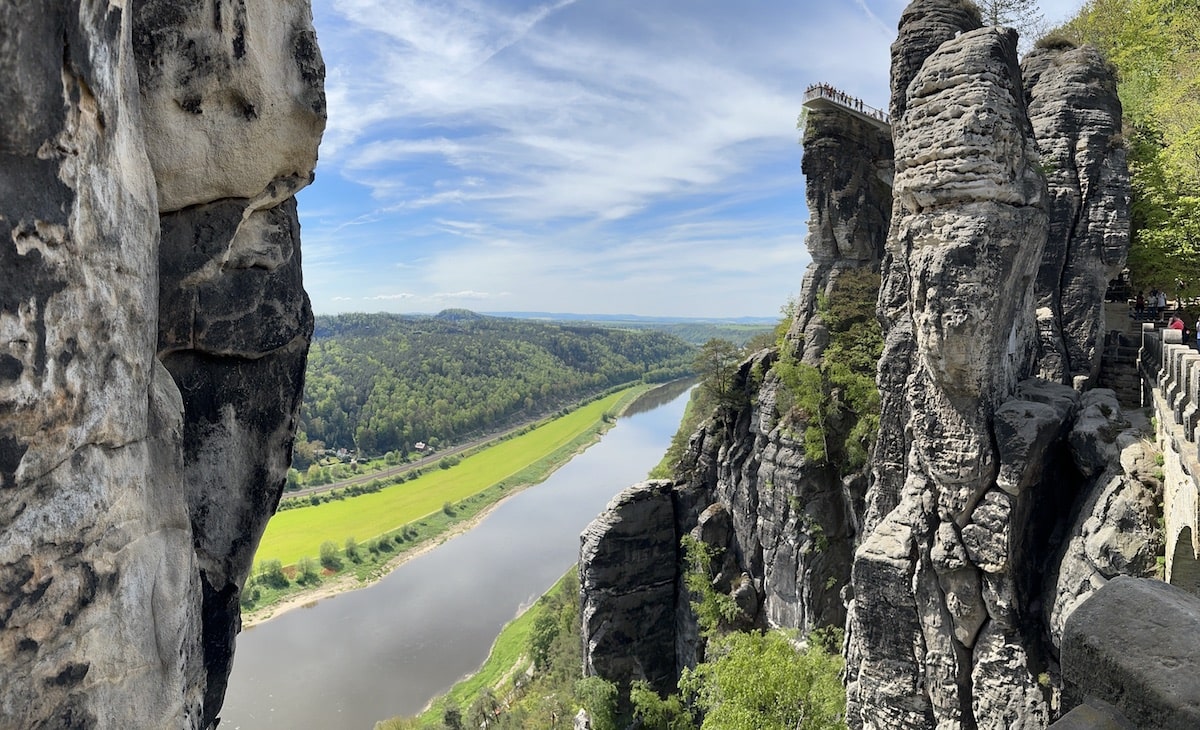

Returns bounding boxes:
[299,311,695,460]
[485,311,776,346]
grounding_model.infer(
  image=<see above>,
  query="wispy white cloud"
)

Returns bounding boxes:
[301,0,951,316]
[365,293,416,301]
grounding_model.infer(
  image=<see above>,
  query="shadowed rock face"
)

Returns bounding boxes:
[867,0,984,537]
[1,2,323,727]
[1023,44,1130,389]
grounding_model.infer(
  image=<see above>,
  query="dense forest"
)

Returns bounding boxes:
[295,310,694,462]
[1062,0,1200,294]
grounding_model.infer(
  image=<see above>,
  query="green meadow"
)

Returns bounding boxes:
[255,387,640,567]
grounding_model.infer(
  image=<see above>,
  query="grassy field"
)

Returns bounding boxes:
[256,388,639,567]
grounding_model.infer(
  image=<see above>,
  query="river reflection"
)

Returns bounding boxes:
[219,383,693,729]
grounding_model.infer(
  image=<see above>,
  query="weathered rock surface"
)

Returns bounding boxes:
[1,2,323,727]
[580,96,891,692]
[868,0,982,535]
[1061,577,1200,729]
[1024,43,1130,389]
[1045,411,1162,648]
[845,25,1053,729]
[888,0,982,123]
[132,0,325,212]
[580,481,680,696]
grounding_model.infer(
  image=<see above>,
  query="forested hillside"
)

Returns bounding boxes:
[1063,0,1200,292]
[295,311,693,461]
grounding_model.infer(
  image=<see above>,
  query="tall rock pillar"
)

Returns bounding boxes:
[1023,42,1130,389]
[0,3,204,727]
[845,24,1051,729]
[1,2,324,727]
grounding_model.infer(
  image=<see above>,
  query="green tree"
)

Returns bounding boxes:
[256,559,290,590]
[344,536,361,563]
[629,681,693,730]
[678,630,847,730]
[1065,0,1200,295]
[528,610,560,672]
[574,677,619,730]
[296,556,320,586]
[975,0,1045,35]
[442,706,464,730]
[695,338,743,407]
[467,689,501,729]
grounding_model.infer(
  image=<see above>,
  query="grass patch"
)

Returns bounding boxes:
[242,386,648,619]
[257,387,639,566]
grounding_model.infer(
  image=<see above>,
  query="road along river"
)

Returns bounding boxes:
[219,381,693,729]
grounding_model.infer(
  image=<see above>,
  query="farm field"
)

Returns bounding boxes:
[255,387,640,567]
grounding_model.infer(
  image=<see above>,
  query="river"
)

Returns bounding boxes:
[219,380,694,729]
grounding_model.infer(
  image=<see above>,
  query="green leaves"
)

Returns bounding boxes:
[773,268,883,471]
[678,630,847,730]
[1066,0,1200,294]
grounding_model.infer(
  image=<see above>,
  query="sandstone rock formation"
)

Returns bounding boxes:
[1,2,323,727]
[577,3,1147,727]
[845,9,1144,730]
[844,24,1053,729]
[579,96,892,690]
[1023,42,1130,389]
[867,0,982,535]
[579,481,680,695]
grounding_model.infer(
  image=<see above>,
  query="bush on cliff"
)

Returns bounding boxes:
[774,268,882,471]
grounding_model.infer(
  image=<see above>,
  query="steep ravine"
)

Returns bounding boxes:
[578,2,1160,728]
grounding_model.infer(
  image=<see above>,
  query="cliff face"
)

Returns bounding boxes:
[579,98,892,693]
[0,3,323,728]
[1023,44,1130,389]
[844,12,1148,730]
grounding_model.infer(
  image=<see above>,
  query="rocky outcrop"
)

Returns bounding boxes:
[867,0,981,534]
[579,481,680,696]
[844,25,1053,729]
[1044,396,1162,648]
[580,93,892,690]
[1024,42,1130,389]
[888,0,982,123]
[846,8,1143,728]
[1,2,323,728]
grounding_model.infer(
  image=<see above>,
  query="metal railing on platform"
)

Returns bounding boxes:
[803,83,890,126]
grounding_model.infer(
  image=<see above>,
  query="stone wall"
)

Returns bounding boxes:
[1140,326,1200,594]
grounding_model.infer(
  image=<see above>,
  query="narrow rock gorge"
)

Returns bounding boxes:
[580,2,1164,728]
[0,2,324,727]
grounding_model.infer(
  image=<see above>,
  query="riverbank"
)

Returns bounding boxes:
[241,381,681,627]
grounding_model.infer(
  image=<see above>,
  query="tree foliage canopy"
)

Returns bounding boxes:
[297,311,693,461]
[1063,0,1200,294]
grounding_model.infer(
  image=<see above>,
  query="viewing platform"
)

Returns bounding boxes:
[802,83,891,131]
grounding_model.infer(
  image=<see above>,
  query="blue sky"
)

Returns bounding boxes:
[300,0,1084,318]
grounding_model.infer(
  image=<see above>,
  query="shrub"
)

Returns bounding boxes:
[344,536,361,563]
[296,556,320,586]
[319,540,343,571]
[257,559,290,590]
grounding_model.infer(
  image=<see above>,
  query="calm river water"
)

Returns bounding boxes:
[219,380,694,729]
